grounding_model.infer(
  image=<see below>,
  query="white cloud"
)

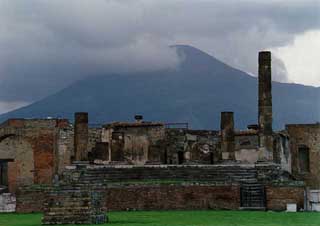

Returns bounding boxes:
[272,30,320,87]
[0,0,319,103]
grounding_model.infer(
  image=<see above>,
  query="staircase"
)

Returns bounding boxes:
[62,163,268,210]
[240,180,266,210]
[62,164,260,185]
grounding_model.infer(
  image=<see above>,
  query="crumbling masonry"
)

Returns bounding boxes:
[0,51,319,221]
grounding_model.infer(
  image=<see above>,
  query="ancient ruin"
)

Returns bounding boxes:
[42,168,107,225]
[0,51,319,223]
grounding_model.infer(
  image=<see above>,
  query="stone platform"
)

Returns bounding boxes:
[42,167,107,225]
[16,163,305,216]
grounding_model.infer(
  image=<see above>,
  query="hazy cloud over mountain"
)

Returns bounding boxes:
[0,0,319,113]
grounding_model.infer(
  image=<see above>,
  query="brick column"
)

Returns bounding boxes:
[221,112,235,160]
[258,51,273,161]
[74,112,88,161]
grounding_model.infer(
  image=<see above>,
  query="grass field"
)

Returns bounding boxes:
[0,211,319,226]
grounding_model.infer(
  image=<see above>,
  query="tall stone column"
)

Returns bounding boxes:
[74,112,88,161]
[221,112,235,161]
[258,51,273,161]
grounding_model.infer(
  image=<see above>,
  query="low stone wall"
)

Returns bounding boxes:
[16,185,50,213]
[105,184,240,211]
[16,184,240,213]
[16,184,306,213]
[266,185,305,211]
[42,185,107,225]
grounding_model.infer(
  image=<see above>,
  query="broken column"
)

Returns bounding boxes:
[258,51,273,161]
[220,112,235,161]
[74,112,88,161]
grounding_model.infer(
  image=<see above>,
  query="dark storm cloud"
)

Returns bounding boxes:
[0,0,319,104]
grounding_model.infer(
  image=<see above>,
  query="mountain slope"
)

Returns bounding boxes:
[0,45,319,130]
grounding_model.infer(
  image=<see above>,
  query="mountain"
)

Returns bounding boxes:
[0,45,319,130]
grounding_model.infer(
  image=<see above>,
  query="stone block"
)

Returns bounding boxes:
[0,193,16,213]
[286,203,297,212]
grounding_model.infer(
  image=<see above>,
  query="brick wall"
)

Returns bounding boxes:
[16,184,306,213]
[29,131,55,184]
[0,137,35,193]
[266,186,305,211]
[105,184,240,211]
[16,186,50,213]
[286,124,320,189]
[16,184,240,213]
[0,119,72,193]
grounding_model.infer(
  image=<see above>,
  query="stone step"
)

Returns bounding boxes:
[82,172,257,177]
[82,172,257,176]
[241,199,265,205]
[79,173,256,180]
[239,207,266,211]
[242,185,263,188]
[241,192,264,196]
[241,195,265,200]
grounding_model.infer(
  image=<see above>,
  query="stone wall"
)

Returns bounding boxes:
[0,119,71,193]
[88,128,102,152]
[16,185,50,213]
[234,133,259,163]
[0,137,34,192]
[15,182,306,213]
[102,123,165,164]
[266,185,305,211]
[105,184,240,211]
[165,129,219,164]
[42,185,107,225]
[15,184,240,213]
[286,124,320,189]
[56,127,74,174]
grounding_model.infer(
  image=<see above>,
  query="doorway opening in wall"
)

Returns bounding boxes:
[163,149,168,164]
[0,159,13,193]
[298,145,310,173]
[210,152,214,164]
[177,151,184,164]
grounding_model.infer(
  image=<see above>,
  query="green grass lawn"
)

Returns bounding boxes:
[0,211,319,226]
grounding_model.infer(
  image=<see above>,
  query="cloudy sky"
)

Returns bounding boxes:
[0,0,319,113]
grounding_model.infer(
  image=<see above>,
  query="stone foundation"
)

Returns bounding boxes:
[105,184,240,211]
[42,185,107,225]
[266,185,305,211]
[15,164,306,214]
[16,185,50,213]
[16,183,306,213]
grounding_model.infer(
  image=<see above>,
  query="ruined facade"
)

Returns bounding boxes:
[0,118,100,193]
[0,51,319,215]
[101,121,165,164]
[286,124,320,189]
[0,119,70,193]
